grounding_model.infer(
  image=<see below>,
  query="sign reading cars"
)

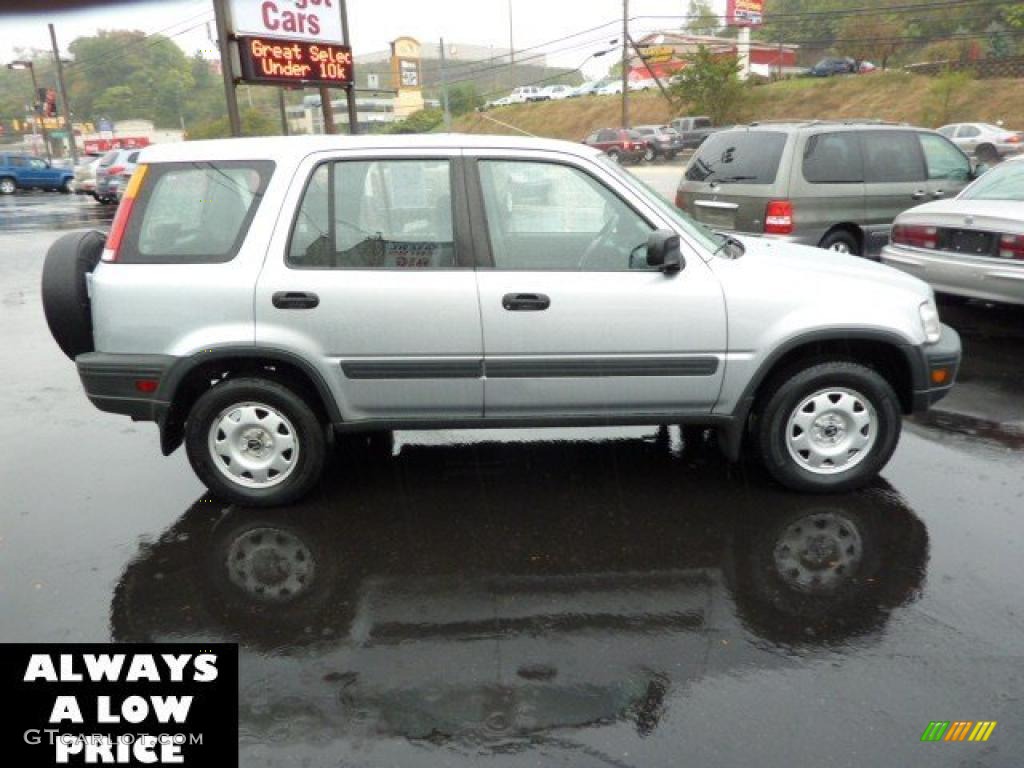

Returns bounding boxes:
[238,37,353,86]
[726,0,765,27]
[228,0,344,44]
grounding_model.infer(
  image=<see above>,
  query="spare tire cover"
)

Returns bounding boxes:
[41,229,106,360]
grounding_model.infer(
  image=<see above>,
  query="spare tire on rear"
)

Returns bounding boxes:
[41,229,106,360]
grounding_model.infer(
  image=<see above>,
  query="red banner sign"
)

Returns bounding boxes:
[237,36,353,86]
[726,0,764,27]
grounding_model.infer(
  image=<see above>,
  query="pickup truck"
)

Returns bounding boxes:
[668,116,722,149]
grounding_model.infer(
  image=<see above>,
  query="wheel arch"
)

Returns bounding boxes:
[818,223,864,254]
[157,348,340,456]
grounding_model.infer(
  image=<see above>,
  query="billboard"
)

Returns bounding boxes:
[726,0,764,27]
[237,36,353,86]
[228,0,344,45]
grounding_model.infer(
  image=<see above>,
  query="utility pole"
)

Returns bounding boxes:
[339,0,358,134]
[48,24,77,165]
[621,0,629,128]
[319,86,335,133]
[439,37,451,130]
[508,0,514,87]
[21,63,52,163]
[627,33,673,106]
[212,0,241,136]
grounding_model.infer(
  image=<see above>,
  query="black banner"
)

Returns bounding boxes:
[2,644,237,766]
[237,36,353,87]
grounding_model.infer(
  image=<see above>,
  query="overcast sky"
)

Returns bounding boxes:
[1,0,727,79]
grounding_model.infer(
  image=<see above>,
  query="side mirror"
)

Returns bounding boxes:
[646,229,684,274]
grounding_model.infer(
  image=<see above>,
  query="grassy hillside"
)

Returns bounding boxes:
[452,72,1024,141]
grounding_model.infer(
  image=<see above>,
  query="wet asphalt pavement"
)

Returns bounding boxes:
[2,192,1023,767]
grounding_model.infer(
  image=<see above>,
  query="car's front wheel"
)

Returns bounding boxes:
[607,149,622,164]
[0,177,16,195]
[755,361,901,492]
[185,378,326,507]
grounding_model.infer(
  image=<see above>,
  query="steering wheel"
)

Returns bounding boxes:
[577,213,621,270]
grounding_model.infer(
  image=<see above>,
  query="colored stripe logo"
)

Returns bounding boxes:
[921,721,997,742]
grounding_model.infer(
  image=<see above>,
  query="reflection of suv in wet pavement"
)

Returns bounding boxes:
[676,122,977,256]
[41,135,960,506]
[110,434,929,749]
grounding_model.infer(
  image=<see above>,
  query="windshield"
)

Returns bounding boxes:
[960,160,1024,201]
[596,154,723,253]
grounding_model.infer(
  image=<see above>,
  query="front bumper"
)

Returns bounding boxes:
[76,352,175,421]
[909,323,961,412]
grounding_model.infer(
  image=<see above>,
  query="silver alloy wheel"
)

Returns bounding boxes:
[785,387,877,475]
[644,147,655,162]
[0,178,15,195]
[207,401,299,489]
[772,511,863,592]
[226,527,314,602]
[608,151,621,163]
[828,241,851,253]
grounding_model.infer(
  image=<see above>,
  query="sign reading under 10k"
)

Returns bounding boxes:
[238,37,353,86]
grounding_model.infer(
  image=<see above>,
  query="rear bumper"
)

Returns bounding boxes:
[75,352,176,421]
[909,324,961,412]
[881,244,1024,306]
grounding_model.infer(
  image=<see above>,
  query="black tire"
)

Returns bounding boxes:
[819,229,861,256]
[185,378,326,507]
[754,361,902,493]
[0,176,15,195]
[60,178,73,194]
[41,229,106,360]
[607,149,622,164]
[643,146,656,163]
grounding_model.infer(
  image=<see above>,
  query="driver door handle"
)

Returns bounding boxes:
[502,293,550,311]
[911,190,927,200]
[272,291,319,309]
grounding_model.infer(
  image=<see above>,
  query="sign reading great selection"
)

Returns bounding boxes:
[228,0,353,87]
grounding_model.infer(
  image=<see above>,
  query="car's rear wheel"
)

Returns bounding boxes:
[754,361,901,492]
[975,143,998,165]
[643,146,656,162]
[60,178,73,194]
[607,149,622,163]
[819,229,860,256]
[0,177,15,195]
[185,378,326,507]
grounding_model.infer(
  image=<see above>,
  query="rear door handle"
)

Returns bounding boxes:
[932,189,945,198]
[911,190,927,200]
[502,292,550,311]
[272,291,319,309]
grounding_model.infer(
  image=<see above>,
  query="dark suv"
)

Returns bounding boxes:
[809,58,856,77]
[675,121,976,256]
[583,128,647,164]
[0,153,74,194]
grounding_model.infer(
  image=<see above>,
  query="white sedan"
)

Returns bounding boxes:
[881,157,1024,305]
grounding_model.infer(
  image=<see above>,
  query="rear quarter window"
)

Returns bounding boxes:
[121,160,274,264]
[685,131,787,185]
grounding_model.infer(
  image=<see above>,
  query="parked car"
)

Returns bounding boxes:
[94,148,140,204]
[809,57,856,77]
[538,84,574,101]
[71,155,101,196]
[582,127,647,163]
[41,134,959,506]
[509,86,544,103]
[668,116,720,149]
[676,121,977,256]
[881,156,1024,305]
[628,77,657,91]
[0,152,74,194]
[569,80,605,97]
[936,122,1023,165]
[596,80,624,95]
[483,95,515,109]
[632,125,685,162]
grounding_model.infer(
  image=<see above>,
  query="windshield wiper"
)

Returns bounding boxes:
[713,175,758,183]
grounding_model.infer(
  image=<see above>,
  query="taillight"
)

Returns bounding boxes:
[999,234,1024,259]
[1004,134,1020,144]
[891,223,937,249]
[764,200,793,235]
[674,189,685,209]
[106,165,124,176]
[102,164,148,263]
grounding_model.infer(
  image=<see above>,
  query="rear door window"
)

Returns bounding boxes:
[802,132,863,183]
[693,118,712,129]
[919,133,970,181]
[123,161,274,264]
[862,131,925,183]
[685,131,787,184]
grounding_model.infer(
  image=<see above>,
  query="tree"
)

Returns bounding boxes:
[386,108,443,134]
[836,15,901,69]
[187,108,277,140]
[446,83,483,117]
[668,46,744,125]
[685,0,719,37]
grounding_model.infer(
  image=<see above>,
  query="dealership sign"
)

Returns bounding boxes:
[228,0,344,44]
[238,37,352,85]
[726,0,764,27]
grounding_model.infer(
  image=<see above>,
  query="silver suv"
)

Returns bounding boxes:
[41,135,961,506]
[676,121,976,257]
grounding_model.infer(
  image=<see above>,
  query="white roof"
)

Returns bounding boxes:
[139,133,599,164]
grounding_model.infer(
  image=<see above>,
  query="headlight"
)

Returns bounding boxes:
[919,300,941,344]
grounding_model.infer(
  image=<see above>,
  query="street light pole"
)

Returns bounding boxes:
[212,0,242,136]
[439,37,451,130]
[48,23,78,165]
[338,0,358,134]
[7,61,51,163]
[621,0,629,128]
